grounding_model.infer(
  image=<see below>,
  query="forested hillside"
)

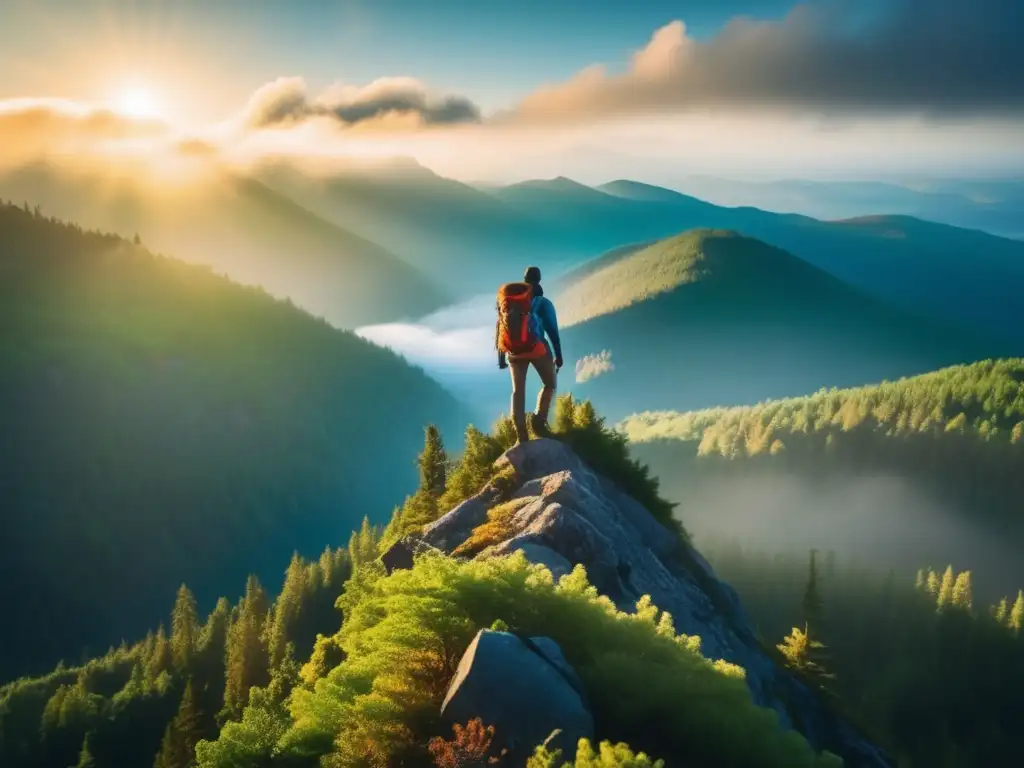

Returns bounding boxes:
[0,164,447,328]
[491,177,1024,347]
[702,541,1024,767]
[0,407,848,768]
[0,201,465,681]
[556,229,1004,419]
[622,359,1024,591]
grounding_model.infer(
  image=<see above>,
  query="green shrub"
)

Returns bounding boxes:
[270,553,839,767]
[528,738,665,767]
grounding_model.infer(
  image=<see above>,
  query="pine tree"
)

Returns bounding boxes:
[348,516,380,568]
[76,733,97,768]
[221,576,271,721]
[993,597,1010,625]
[1010,590,1024,635]
[197,597,231,732]
[267,554,309,670]
[171,584,199,672]
[133,232,142,246]
[553,394,577,435]
[154,680,203,768]
[801,549,825,637]
[937,565,956,610]
[418,424,448,497]
[926,568,941,597]
[951,571,973,612]
[776,623,836,694]
[146,624,174,681]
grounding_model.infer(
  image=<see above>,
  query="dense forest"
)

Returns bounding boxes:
[622,359,1024,590]
[555,230,1006,420]
[0,201,466,682]
[1,403,845,768]
[701,540,1024,767]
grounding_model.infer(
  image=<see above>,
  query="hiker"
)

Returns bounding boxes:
[496,266,563,444]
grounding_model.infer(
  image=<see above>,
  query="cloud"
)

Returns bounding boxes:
[0,99,171,167]
[502,0,1024,125]
[356,293,496,374]
[240,75,481,131]
[575,350,615,384]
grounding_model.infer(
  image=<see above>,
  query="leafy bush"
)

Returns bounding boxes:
[268,553,838,767]
[429,718,507,766]
[529,738,665,767]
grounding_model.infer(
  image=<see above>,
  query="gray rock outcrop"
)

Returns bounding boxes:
[418,438,892,768]
[440,629,594,764]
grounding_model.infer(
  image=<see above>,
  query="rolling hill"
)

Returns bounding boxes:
[620,358,1024,596]
[0,201,468,681]
[554,229,1009,420]
[489,176,1024,347]
[0,162,446,328]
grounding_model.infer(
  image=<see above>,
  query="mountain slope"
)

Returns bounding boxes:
[254,162,587,291]
[0,202,467,681]
[555,229,1008,419]
[0,162,446,328]
[485,177,1024,346]
[621,358,1024,594]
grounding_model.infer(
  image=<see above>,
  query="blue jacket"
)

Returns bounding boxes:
[530,295,562,359]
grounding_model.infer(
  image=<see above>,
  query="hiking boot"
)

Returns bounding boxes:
[530,413,554,439]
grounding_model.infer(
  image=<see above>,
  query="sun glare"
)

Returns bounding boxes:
[115,85,162,119]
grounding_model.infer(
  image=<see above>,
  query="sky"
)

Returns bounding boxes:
[1,0,1022,183]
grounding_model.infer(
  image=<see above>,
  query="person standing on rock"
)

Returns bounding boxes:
[496,266,563,445]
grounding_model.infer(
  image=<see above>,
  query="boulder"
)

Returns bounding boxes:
[441,629,594,764]
[422,485,502,552]
[379,536,442,575]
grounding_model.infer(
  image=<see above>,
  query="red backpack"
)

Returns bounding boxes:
[496,282,543,357]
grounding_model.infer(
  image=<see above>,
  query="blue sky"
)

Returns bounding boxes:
[0,0,795,117]
[1,0,1021,182]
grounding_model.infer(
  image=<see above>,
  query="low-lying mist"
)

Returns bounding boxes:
[671,472,1024,600]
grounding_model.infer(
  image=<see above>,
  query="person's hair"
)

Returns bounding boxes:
[524,266,541,284]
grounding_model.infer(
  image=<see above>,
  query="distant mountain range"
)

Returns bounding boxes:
[5,158,1024,352]
[673,175,1024,241]
[266,163,1024,347]
[554,229,1008,420]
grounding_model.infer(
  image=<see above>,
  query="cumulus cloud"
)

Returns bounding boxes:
[502,0,1024,125]
[240,75,481,131]
[575,350,615,384]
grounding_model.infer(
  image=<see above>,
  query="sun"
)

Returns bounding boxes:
[114,85,162,119]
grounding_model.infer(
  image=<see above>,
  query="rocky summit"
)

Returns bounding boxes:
[388,438,892,768]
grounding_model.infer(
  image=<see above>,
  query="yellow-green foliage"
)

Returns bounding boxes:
[438,425,510,512]
[266,553,839,767]
[622,359,1024,455]
[528,738,666,767]
[557,231,721,326]
[452,497,537,557]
